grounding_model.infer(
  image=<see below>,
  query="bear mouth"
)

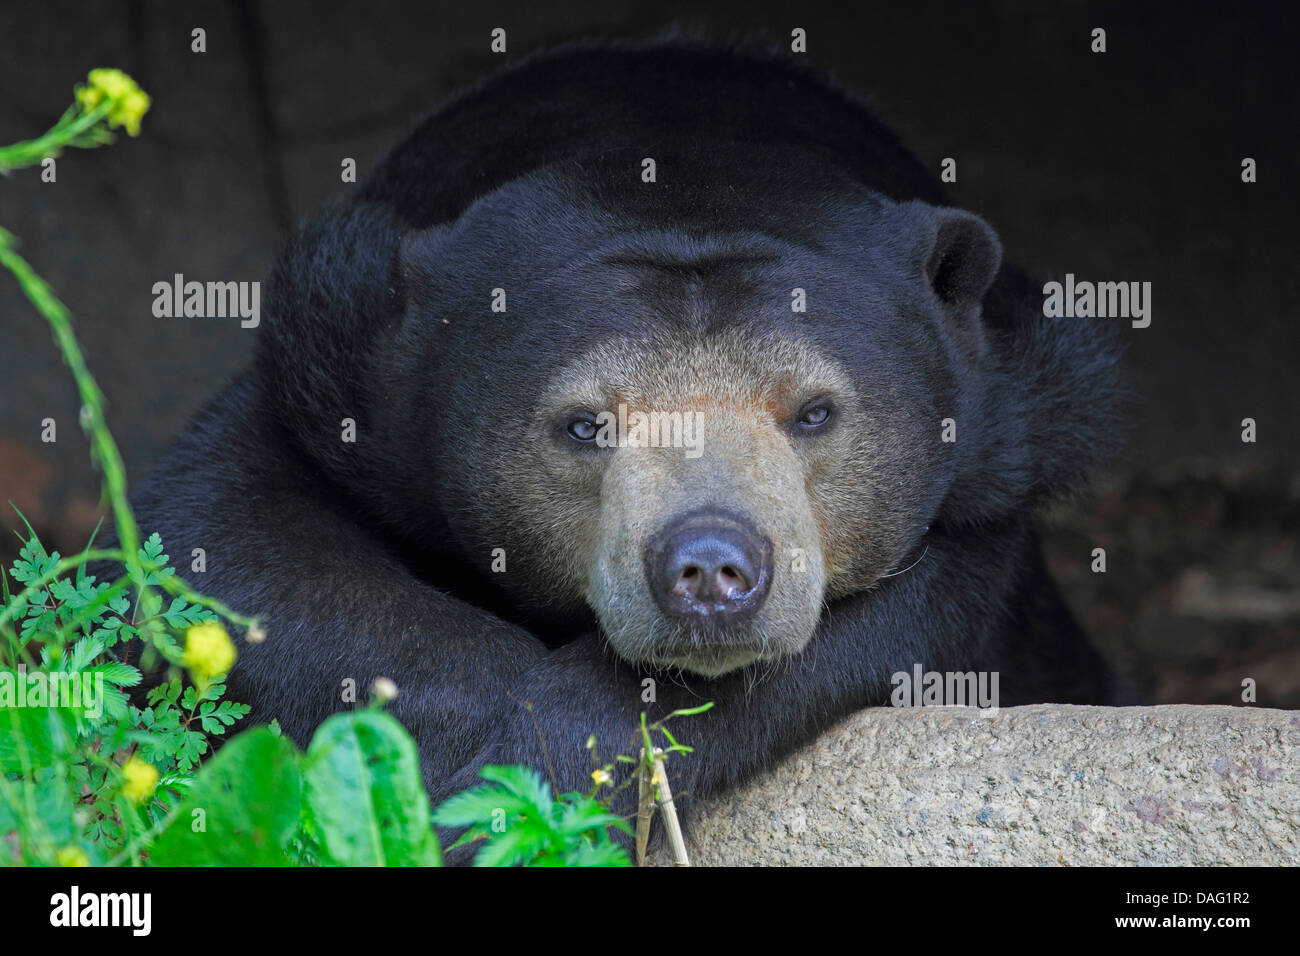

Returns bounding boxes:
[638,642,769,678]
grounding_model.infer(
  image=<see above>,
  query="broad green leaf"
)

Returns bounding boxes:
[149,728,301,866]
[303,711,441,867]
[0,770,78,850]
[0,692,80,772]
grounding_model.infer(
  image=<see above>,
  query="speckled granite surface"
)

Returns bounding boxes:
[651,705,1299,866]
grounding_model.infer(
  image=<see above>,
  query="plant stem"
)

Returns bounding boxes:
[0,228,143,585]
[0,103,111,172]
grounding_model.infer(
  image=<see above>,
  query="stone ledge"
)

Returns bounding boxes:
[652,705,1300,866]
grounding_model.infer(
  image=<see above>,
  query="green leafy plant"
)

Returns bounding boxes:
[434,765,633,867]
[0,68,150,173]
[146,712,442,867]
[0,521,253,864]
[433,702,713,867]
[0,67,265,867]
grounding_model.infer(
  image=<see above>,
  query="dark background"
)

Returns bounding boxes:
[2,0,1297,705]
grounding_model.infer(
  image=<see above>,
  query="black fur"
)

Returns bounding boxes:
[125,41,1129,854]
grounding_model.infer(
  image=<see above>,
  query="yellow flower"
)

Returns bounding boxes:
[55,846,90,867]
[121,756,159,805]
[591,768,613,788]
[87,68,135,101]
[111,89,150,136]
[75,68,151,136]
[183,621,237,684]
[75,85,102,113]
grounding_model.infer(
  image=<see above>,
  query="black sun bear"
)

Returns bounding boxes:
[128,41,1129,836]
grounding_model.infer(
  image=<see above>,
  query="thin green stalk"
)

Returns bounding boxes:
[0,228,143,584]
[0,102,112,172]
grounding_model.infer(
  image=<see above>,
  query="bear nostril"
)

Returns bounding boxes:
[716,565,749,597]
[673,565,702,600]
[647,510,773,622]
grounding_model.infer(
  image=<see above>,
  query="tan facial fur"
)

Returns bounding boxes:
[500,326,917,676]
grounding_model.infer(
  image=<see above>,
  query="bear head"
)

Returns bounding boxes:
[257,114,1118,679]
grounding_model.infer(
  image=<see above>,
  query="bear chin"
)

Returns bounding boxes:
[645,647,767,678]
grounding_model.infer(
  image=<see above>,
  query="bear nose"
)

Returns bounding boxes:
[647,511,773,622]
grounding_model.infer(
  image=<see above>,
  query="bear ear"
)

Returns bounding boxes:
[897,201,1003,311]
[925,206,1003,309]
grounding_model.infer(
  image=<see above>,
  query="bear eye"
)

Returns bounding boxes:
[795,401,833,431]
[566,415,600,443]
